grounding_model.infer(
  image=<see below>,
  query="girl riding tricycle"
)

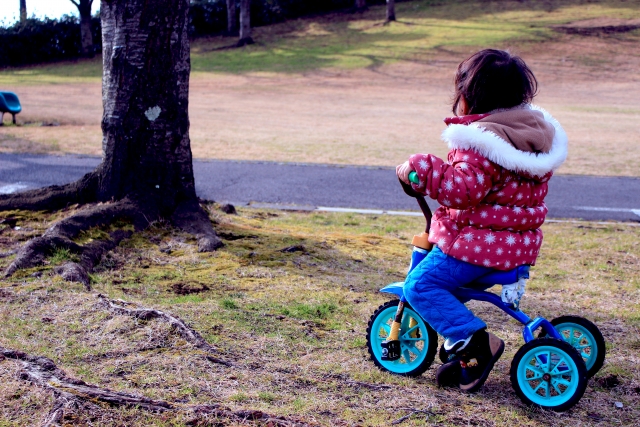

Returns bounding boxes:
[366,49,605,411]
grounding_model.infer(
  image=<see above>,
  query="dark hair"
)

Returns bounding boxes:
[452,49,538,115]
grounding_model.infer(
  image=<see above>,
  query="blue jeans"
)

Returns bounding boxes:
[403,246,493,342]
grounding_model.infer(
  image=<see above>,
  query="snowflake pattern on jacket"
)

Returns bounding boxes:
[409,105,567,271]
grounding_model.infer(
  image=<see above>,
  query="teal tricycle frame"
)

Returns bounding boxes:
[366,172,606,411]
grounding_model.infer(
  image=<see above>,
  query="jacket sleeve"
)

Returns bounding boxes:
[408,149,499,209]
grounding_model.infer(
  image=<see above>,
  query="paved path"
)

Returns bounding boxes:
[0,153,639,222]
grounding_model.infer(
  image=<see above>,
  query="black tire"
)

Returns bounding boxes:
[510,338,588,412]
[366,300,438,377]
[538,315,606,378]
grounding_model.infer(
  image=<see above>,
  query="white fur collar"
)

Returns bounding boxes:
[441,105,568,177]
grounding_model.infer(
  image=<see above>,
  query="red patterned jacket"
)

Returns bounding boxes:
[409,105,567,270]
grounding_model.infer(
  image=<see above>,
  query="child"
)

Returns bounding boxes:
[396,49,567,392]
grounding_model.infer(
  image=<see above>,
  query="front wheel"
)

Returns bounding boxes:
[510,338,588,412]
[366,300,438,377]
[539,316,605,378]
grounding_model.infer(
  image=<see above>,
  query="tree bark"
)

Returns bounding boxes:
[71,0,94,57]
[238,0,253,46]
[386,0,396,22]
[226,0,237,36]
[20,0,27,25]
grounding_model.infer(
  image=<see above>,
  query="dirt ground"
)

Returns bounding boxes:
[1,34,639,176]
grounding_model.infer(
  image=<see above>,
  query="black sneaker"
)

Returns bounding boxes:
[457,330,505,393]
[435,336,472,387]
[435,354,461,387]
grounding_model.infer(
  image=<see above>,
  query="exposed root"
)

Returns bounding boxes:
[172,200,223,252]
[0,346,315,427]
[0,171,99,212]
[96,294,234,365]
[4,200,142,278]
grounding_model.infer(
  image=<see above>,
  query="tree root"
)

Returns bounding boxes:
[0,171,99,212]
[3,199,144,279]
[97,294,234,366]
[0,346,315,427]
[172,200,224,252]
[3,196,222,279]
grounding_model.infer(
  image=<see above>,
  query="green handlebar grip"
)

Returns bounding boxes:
[408,171,419,184]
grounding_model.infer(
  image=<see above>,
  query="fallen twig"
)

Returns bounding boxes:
[391,407,436,425]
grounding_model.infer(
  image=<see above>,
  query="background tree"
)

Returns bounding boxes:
[355,0,367,12]
[0,0,222,280]
[386,0,395,22]
[226,0,237,35]
[19,0,27,26]
[69,0,94,56]
[238,0,253,45]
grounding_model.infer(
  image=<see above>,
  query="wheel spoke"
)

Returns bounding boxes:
[535,351,551,370]
[581,351,591,360]
[402,349,412,364]
[553,377,572,387]
[550,380,564,396]
[532,381,549,398]
[551,356,570,375]
[402,337,425,342]
[576,344,591,350]
[405,343,423,357]
[402,325,420,339]
[525,365,544,379]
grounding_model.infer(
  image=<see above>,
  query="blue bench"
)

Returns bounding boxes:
[0,91,22,125]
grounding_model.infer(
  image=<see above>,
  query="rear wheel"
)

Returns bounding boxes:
[511,338,587,411]
[539,316,605,378]
[366,300,438,377]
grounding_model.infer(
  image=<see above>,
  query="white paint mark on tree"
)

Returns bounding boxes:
[144,106,162,121]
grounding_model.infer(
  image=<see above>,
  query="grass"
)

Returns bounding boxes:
[1,205,639,425]
[1,0,639,84]
[191,0,640,74]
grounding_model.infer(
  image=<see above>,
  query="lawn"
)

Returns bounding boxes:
[1,206,638,425]
[1,0,640,176]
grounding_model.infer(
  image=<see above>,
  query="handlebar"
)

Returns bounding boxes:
[398,170,432,234]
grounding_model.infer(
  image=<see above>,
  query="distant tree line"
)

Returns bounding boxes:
[1,0,402,68]
[0,16,102,67]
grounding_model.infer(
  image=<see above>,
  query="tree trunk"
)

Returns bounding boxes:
[238,0,253,46]
[386,0,395,22]
[100,0,195,215]
[20,0,27,25]
[355,0,367,12]
[74,0,94,57]
[226,0,237,36]
[0,0,222,277]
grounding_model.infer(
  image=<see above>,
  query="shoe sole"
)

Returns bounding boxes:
[459,334,505,393]
[436,359,460,388]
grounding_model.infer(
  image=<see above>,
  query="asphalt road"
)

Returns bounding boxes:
[0,153,639,222]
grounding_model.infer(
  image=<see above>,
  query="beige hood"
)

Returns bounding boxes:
[441,105,568,177]
[476,108,555,154]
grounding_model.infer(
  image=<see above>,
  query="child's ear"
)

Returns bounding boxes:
[457,97,469,116]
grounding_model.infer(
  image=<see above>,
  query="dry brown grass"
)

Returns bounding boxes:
[0,207,639,426]
[1,1,640,176]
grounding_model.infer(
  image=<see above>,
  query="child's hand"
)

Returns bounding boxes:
[396,160,413,184]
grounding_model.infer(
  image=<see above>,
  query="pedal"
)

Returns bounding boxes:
[381,339,401,361]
